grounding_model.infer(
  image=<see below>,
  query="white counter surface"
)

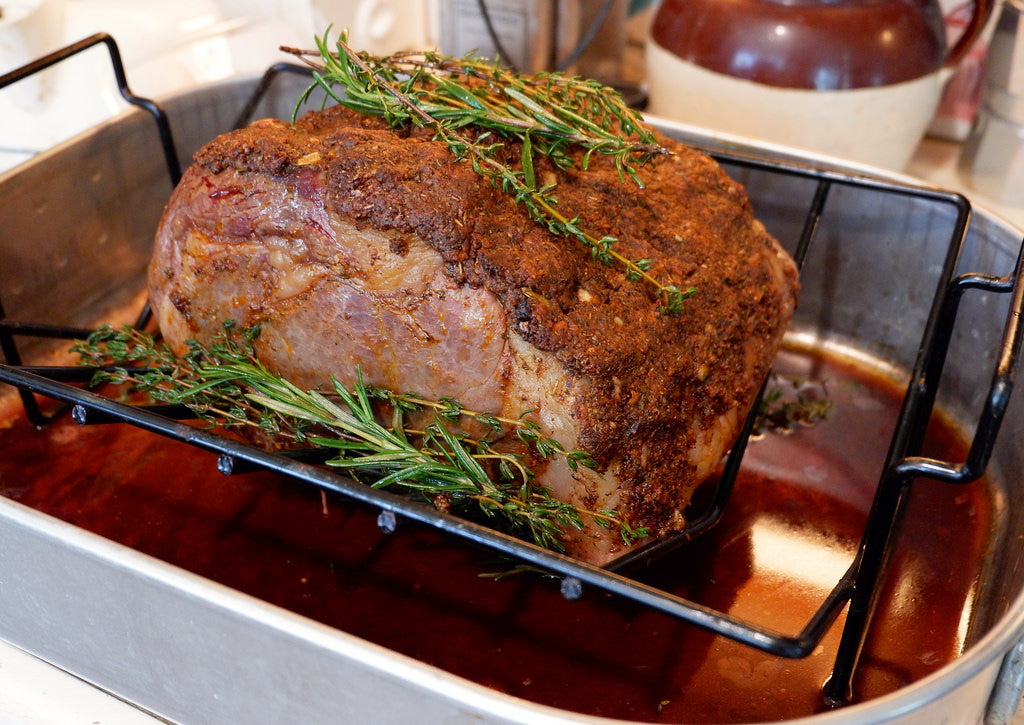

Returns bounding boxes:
[0,639,163,724]
[908,137,1024,234]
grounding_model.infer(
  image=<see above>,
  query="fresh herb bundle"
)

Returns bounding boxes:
[72,323,648,552]
[282,30,696,314]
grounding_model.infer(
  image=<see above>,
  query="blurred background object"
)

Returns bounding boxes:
[959,0,1024,206]
[0,0,1016,198]
[0,0,320,170]
[644,0,993,170]
[0,0,644,172]
[928,0,996,141]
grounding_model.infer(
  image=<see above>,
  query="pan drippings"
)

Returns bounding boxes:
[0,345,991,723]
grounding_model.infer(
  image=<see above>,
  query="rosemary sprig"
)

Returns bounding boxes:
[282,30,696,314]
[71,323,648,551]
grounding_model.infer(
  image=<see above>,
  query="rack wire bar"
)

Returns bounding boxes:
[2,36,1024,711]
[0,32,182,186]
[0,32,180,426]
[824,240,1024,705]
[0,359,854,657]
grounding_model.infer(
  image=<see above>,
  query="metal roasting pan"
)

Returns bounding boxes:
[3,68,1024,724]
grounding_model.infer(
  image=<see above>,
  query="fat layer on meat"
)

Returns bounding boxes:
[148,105,799,564]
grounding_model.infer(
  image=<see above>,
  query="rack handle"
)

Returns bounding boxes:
[0,32,181,185]
[893,250,1024,485]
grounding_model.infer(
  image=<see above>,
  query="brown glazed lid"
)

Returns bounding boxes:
[650,0,991,90]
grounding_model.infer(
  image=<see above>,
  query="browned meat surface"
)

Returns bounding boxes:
[148,105,798,563]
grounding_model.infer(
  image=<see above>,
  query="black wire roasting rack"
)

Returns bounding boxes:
[2,34,1023,708]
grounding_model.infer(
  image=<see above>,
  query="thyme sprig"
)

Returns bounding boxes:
[379,391,598,472]
[753,374,833,437]
[282,31,696,314]
[71,323,647,552]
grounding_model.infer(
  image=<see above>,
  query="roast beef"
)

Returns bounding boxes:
[148,104,799,563]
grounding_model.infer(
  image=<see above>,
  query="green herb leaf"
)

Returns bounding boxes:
[71,323,650,552]
[281,30,693,314]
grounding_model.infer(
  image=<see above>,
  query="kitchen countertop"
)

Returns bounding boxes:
[907,136,1024,234]
[0,638,164,724]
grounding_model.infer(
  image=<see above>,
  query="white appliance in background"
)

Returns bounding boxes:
[0,0,612,172]
[0,0,324,172]
[313,0,434,56]
[309,0,586,75]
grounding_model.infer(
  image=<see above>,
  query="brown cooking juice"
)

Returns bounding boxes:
[0,344,994,723]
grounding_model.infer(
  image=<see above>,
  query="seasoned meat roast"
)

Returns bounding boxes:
[148,104,799,563]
